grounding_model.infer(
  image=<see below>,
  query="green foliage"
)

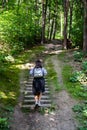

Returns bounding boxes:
[0,105,14,130]
[0,53,15,64]
[72,103,87,130]
[0,53,6,63]
[62,65,73,82]
[70,71,87,83]
[71,24,83,49]
[0,63,20,106]
[73,51,83,62]
[46,57,61,91]
[62,64,87,99]
[71,1,84,48]
[60,51,87,129]
[39,104,55,115]
[0,2,42,55]
[82,61,87,73]
[0,118,9,130]
[0,45,46,129]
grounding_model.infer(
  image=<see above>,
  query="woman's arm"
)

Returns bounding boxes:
[42,68,47,75]
[29,68,34,76]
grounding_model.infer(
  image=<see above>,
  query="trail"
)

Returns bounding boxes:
[10,53,78,130]
[50,55,78,130]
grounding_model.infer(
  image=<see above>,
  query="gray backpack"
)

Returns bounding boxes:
[33,68,44,77]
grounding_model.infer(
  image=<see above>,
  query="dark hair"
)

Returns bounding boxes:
[35,59,42,68]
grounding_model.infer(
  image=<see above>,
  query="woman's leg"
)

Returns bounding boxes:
[38,93,42,100]
[34,95,39,105]
[38,93,42,106]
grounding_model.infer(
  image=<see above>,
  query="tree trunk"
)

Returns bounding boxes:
[83,0,87,52]
[2,0,8,9]
[60,13,63,37]
[52,0,58,39]
[49,19,54,40]
[47,5,51,40]
[63,0,69,49]
[69,0,73,39]
[53,18,57,39]
[41,0,48,44]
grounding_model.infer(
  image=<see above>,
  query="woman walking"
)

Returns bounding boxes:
[30,59,47,107]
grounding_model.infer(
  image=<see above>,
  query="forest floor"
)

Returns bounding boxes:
[10,44,79,130]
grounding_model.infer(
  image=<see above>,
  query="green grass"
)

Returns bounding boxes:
[58,51,66,60]
[0,45,46,129]
[72,102,87,130]
[58,51,87,130]
[0,64,20,106]
[45,56,61,91]
[62,65,82,98]
[0,46,45,96]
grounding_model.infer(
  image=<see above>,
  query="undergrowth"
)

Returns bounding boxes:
[0,45,45,129]
[45,56,61,91]
[58,50,87,130]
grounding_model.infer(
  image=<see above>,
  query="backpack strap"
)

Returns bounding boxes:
[33,67,44,77]
[32,67,35,77]
[42,68,44,76]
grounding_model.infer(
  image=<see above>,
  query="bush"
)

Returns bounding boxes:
[70,71,87,83]
[82,61,87,73]
[0,118,9,130]
[72,103,87,130]
[73,51,83,62]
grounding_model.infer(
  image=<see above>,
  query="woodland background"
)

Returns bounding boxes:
[0,0,87,56]
[0,1,87,130]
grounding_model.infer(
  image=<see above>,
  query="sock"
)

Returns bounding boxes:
[35,100,38,104]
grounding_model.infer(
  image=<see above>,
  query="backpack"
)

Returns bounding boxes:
[33,68,44,77]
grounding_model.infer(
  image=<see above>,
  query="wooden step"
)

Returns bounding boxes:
[23,99,51,103]
[25,84,48,87]
[24,90,50,95]
[22,103,51,108]
[24,95,50,99]
[21,77,51,109]
[24,87,49,91]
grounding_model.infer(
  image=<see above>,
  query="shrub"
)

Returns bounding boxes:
[82,61,87,73]
[72,103,87,130]
[73,51,83,62]
[0,118,9,130]
[70,71,87,83]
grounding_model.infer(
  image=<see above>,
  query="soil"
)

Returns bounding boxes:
[10,46,79,130]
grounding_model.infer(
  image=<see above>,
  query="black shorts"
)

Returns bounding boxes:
[32,77,45,95]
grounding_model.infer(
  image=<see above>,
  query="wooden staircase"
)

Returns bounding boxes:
[22,77,52,109]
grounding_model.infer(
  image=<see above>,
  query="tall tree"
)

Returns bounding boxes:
[2,0,8,9]
[41,0,48,44]
[83,0,87,52]
[69,0,73,39]
[63,0,69,49]
[52,0,58,39]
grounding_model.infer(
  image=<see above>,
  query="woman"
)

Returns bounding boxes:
[30,59,47,107]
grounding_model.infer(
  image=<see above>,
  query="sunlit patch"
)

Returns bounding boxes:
[44,43,63,54]
[50,111,56,115]
[8,92,16,99]
[14,63,34,70]
[49,117,55,121]
[20,80,27,84]
[81,81,87,86]
[50,76,57,80]
[5,55,15,62]
[0,91,7,99]
[44,50,63,54]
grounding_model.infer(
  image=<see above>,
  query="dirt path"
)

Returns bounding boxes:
[50,55,78,130]
[10,54,78,130]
